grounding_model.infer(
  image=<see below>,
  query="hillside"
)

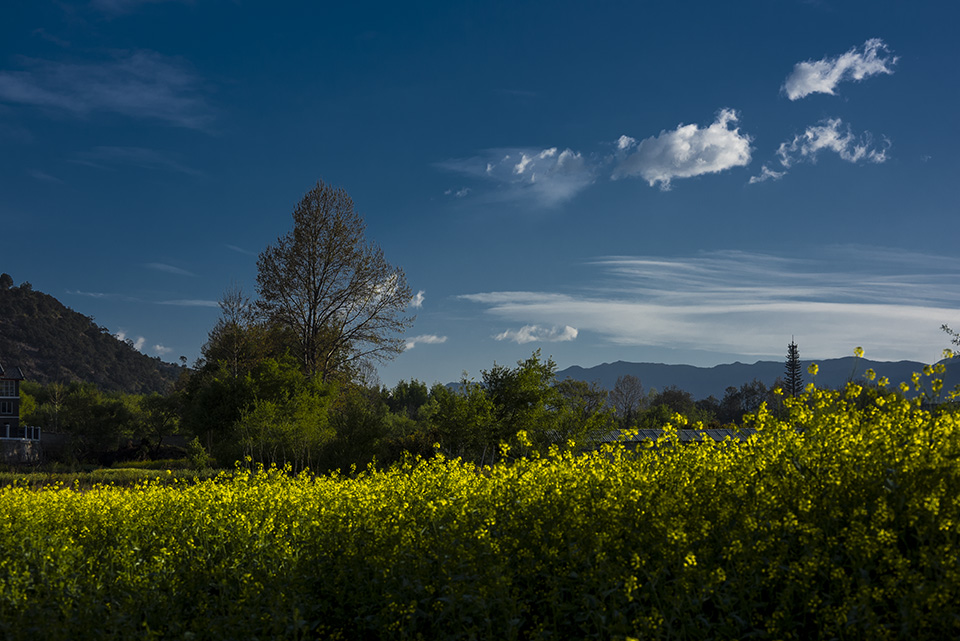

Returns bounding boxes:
[558,356,960,400]
[0,278,181,393]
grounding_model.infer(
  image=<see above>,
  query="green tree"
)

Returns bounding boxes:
[256,181,414,381]
[785,339,803,397]
[137,392,181,454]
[0,273,12,290]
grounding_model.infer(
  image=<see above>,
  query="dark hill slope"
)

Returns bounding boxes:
[0,282,180,393]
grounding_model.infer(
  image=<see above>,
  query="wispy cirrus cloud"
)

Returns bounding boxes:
[783,38,897,101]
[494,325,578,344]
[405,334,448,350]
[158,299,219,307]
[73,146,201,176]
[146,263,195,277]
[226,244,257,256]
[461,248,960,363]
[90,0,190,15]
[612,109,752,190]
[0,49,213,128]
[69,289,141,302]
[439,146,595,207]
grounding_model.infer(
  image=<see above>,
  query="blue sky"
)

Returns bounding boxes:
[2,0,958,387]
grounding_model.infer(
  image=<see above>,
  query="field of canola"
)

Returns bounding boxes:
[2,372,960,640]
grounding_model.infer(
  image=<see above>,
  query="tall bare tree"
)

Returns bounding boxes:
[256,181,414,381]
[610,374,644,425]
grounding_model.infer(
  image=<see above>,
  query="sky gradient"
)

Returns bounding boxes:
[2,0,958,387]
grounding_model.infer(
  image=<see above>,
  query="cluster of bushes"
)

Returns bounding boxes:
[2,366,959,639]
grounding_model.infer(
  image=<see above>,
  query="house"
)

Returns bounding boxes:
[0,364,40,464]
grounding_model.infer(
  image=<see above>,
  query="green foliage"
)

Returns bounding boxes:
[185,437,214,471]
[2,372,960,639]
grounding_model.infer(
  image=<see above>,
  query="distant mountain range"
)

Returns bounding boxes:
[0,278,181,394]
[558,356,960,401]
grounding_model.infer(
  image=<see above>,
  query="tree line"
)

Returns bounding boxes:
[14,181,829,470]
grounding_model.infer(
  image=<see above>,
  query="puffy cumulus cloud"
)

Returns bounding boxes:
[783,38,897,101]
[114,330,146,352]
[612,109,752,190]
[405,334,448,350]
[494,325,578,344]
[153,344,173,356]
[776,119,888,168]
[410,290,425,309]
[0,50,212,128]
[438,146,595,207]
[462,249,960,363]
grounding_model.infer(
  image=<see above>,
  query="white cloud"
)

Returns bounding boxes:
[146,262,196,277]
[114,330,146,352]
[153,344,173,356]
[612,109,752,190]
[226,244,257,256]
[158,299,219,307]
[776,118,888,168]
[405,334,448,350]
[72,146,201,176]
[90,0,189,14]
[410,290,425,309]
[27,170,63,183]
[783,38,897,101]
[462,248,960,363]
[439,146,595,207]
[0,50,212,128]
[748,165,786,184]
[494,325,579,344]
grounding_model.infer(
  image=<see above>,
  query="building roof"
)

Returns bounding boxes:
[0,364,24,380]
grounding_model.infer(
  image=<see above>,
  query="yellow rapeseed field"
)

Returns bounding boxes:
[1,361,959,639]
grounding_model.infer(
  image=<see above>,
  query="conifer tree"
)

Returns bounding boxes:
[785,339,803,397]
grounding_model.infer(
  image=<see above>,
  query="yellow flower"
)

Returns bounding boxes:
[944,349,954,360]
[854,346,864,358]
[807,363,819,376]
[864,368,876,381]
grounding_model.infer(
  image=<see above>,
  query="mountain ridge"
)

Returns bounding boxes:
[557,356,960,400]
[0,278,181,394]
